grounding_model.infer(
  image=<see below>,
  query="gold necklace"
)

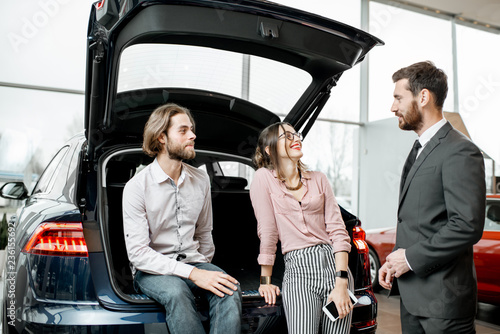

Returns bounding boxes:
[284,170,302,191]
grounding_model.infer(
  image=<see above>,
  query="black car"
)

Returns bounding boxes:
[0,0,383,332]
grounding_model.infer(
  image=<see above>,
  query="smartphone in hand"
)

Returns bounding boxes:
[322,290,358,322]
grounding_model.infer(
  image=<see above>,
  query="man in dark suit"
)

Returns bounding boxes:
[379,61,486,333]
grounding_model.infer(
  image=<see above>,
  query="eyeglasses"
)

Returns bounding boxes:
[278,131,303,141]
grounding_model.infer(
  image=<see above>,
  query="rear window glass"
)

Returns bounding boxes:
[117,44,311,115]
[32,146,69,195]
[485,202,500,232]
[218,161,254,190]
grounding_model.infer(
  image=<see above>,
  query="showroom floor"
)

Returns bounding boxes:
[375,290,500,334]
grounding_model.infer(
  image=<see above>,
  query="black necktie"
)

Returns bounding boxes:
[401,139,421,188]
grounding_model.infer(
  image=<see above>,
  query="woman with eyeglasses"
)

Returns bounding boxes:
[249,122,354,334]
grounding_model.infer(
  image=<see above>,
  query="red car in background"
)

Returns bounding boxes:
[366,195,500,305]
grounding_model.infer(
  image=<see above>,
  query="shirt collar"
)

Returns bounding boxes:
[151,158,188,184]
[418,117,447,148]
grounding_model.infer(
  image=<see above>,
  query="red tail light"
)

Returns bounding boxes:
[95,0,105,10]
[353,226,369,254]
[23,222,88,257]
[353,319,377,329]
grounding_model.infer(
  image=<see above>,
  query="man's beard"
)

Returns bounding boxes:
[167,139,196,160]
[399,100,423,132]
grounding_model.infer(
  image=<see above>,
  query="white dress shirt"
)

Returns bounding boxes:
[123,159,214,279]
[416,117,447,158]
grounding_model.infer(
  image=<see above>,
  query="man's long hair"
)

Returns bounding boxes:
[142,103,195,157]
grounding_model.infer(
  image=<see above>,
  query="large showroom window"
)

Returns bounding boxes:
[368,1,455,122]
[456,24,500,169]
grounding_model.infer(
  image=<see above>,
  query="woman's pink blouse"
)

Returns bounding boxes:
[249,168,351,266]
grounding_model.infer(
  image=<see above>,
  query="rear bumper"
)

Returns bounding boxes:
[4,287,375,334]
[4,295,286,334]
[351,289,378,333]
[3,302,167,334]
[352,324,378,334]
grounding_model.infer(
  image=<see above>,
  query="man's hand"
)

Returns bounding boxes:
[378,262,393,290]
[385,248,410,278]
[379,248,410,290]
[259,284,280,305]
[189,267,239,297]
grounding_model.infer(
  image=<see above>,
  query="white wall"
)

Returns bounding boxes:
[358,118,416,229]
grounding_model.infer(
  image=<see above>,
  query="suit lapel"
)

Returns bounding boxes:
[398,122,453,209]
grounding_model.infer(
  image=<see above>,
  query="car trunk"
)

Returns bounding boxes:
[99,146,366,296]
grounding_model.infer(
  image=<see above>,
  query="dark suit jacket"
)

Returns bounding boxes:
[393,121,486,319]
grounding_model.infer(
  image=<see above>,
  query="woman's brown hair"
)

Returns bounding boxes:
[253,122,307,180]
[142,103,195,157]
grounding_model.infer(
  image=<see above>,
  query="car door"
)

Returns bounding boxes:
[474,197,500,305]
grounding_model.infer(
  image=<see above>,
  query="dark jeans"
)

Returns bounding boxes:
[135,263,242,334]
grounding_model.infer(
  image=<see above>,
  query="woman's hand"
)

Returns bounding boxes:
[327,280,353,320]
[259,284,280,305]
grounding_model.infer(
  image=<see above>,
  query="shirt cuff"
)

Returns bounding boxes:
[257,253,276,266]
[332,243,351,254]
[173,262,195,279]
[404,251,413,271]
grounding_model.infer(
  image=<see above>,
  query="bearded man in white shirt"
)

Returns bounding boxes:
[123,103,242,334]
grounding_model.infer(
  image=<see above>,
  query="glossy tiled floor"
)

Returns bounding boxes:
[375,290,500,334]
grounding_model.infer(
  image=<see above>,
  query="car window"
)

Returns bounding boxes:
[219,161,255,188]
[117,44,311,116]
[126,154,255,189]
[485,202,500,232]
[207,161,254,190]
[32,146,70,195]
[134,163,148,175]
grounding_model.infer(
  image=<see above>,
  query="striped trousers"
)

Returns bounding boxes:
[282,244,354,334]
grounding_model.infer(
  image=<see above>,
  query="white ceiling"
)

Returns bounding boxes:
[403,0,500,28]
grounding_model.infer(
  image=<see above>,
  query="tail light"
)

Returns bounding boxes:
[95,0,105,10]
[23,222,88,257]
[352,226,369,254]
[352,225,372,287]
[353,320,377,329]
